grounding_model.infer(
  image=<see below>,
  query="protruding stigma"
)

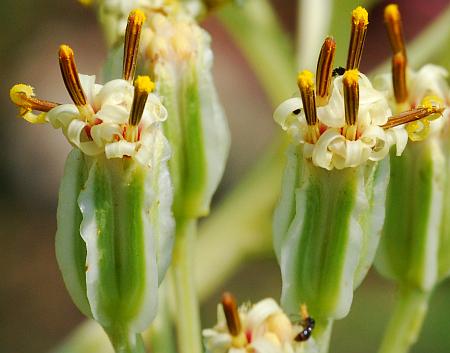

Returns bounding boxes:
[123,9,146,82]
[297,70,320,143]
[316,37,336,107]
[10,84,59,113]
[343,69,359,140]
[381,106,444,129]
[384,4,406,56]
[222,292,242,337]
[10,84,59,124]
[392,52,408,104]
[127,75,154,141]
[59,45,88,107]
[346,6,369,70]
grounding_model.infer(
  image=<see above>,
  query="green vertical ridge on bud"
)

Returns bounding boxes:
[376,140,445,291]
[55,149,91,318]
[274,145,390,321]
[180,65,207,215]
[79,157,159,336]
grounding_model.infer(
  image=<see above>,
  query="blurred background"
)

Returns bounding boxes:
[0,0,449,352]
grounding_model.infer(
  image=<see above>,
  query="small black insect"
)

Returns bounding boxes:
[292,108,302,115]
[294,316,315,342]
[332,66,346,77]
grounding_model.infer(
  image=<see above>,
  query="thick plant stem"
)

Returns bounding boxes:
[147,281,176,353]
[378,286,430,353]
[108,332,146,353]
[313,320,333,353]
[171,219,203,353]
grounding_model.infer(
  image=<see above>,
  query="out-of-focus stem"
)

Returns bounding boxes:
[378,286,429,353]
[218,0,296,105]
[171,219,202,353]
[147,281,176,353]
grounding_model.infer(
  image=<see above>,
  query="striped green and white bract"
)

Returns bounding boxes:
[145,11,230,219]
[375,64,450,291]
[272,73,396,336]
[52,75,174,352]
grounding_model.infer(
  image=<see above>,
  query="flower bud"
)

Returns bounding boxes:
[10,19,174,352]
[145,11,230,219]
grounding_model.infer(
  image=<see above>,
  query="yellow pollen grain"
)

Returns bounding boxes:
[78,0,93,6]
[134,76,155,94]
[343,69,359,85]
[352,6,369,26]
[297,70,314,90]
[384,4,400,21]
[129,9,146,26]
[59,44,74,59]
[10,84,34,106]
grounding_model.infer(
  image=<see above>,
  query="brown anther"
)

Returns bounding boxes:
[392,52,408,104]
[316,37,336,107]
[221,292,241,336]
[384,4,406,57]
[123,9,146,82]
[343,69,360,140]
[297,70,320,143]
[58,45,88,107]
[346,6,369,70]
[127,76,154,141]
[381,106,444,129]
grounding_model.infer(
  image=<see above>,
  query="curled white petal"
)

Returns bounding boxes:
[409,64,449,106]
[105,140,136,159]
[386,126,408,156]
[96,104,130,124]
[67,119,103,156]
[48,104,79,131]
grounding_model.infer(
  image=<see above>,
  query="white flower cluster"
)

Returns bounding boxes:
[375,64,450,139]
[274,73,408,170]
[47,74,170,167]
[203,298,317,353]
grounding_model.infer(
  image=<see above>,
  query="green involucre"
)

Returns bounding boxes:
[376,139,446,291]
[274,145,390,320]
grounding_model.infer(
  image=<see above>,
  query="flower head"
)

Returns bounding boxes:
[274,6,443,170]
[10,10,169,167]
[203,293,317,353]
[375,3,449,141]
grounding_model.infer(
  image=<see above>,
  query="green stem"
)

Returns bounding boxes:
[146,281,176,353]
[171,218,203,353]
[218,0,296,105]
[313,320,334,353]
[107,331,146,353]
[378,286,430,353]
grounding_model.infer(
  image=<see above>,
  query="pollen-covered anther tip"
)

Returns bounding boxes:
[343,69,360,140]
[316,36,336,107]
[123,9,146,82]
[58,44,88,108]
[384,4,406,55]
[352,6,369,26]
[297,70,320,143]
[128,76,152,132]
[392,52,408,104]
[346,6,369,70]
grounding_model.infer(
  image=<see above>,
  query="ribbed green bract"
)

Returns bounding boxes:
[376,138,448,291]
[273,145,390,320]
[55,148,173,353]
[152,24,230,220]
